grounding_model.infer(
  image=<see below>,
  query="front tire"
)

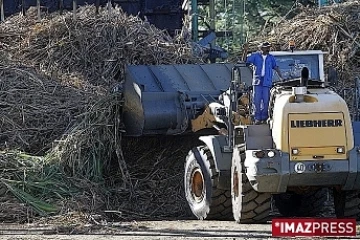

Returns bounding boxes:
[273,188,327,217]
[184,145,233,220]
[333,189,360,220]
[231,145,272,223]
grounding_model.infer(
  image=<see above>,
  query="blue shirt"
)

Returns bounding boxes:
[246,52,278,87]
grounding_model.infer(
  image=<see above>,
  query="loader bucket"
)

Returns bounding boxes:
[122,63,253,136]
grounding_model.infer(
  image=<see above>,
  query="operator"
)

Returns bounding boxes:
[246,42,283,124]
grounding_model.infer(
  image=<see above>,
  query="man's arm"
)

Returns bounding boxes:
[246,54,255,65]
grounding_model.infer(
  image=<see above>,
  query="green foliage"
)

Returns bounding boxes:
[198,0,297,52]
[0,151,76,217]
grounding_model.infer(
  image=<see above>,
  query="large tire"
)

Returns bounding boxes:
[333,189,360,220]
[231,145,272,223]
[184,145,233,220]
[273,188,327,217]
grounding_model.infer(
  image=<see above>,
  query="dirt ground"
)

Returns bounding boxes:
[0,220,359,240]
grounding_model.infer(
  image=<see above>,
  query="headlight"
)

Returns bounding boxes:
[253,150,276,158]
[267,151,275,158]
[337,147,345,153]
[292,148,299,155]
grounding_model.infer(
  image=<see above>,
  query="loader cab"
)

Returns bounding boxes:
[270,50,327,87]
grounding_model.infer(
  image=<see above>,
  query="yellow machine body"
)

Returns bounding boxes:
[270,87,354,161]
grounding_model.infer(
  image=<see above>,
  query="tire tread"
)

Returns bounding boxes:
[185,145,233,220]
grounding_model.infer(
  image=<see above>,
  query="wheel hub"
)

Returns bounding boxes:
[191,168,204,202]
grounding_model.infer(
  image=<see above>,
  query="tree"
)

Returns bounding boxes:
[202,0,297,52]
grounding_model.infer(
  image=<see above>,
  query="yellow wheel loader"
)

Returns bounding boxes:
[122,50,360,223]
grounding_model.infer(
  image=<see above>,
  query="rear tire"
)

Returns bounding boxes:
[184,145,233,220]
[231,145,272,223]
[333,189,360,220]
[273,188,327,217]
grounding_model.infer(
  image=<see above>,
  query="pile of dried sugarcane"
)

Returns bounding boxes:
[0,4,204,223]
[0,136,201,223]
[43,93,202,221]
[241,0,360,83]
[0,64,96,155]
[0,5,201,91]
[0,4,202,154]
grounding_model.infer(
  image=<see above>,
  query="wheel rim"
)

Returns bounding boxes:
[233,166,239,198]
[191,168,204,202]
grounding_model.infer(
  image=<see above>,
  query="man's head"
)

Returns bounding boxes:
[259,41,271,55]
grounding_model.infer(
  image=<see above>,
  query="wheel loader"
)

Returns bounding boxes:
[122,49,360,223]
